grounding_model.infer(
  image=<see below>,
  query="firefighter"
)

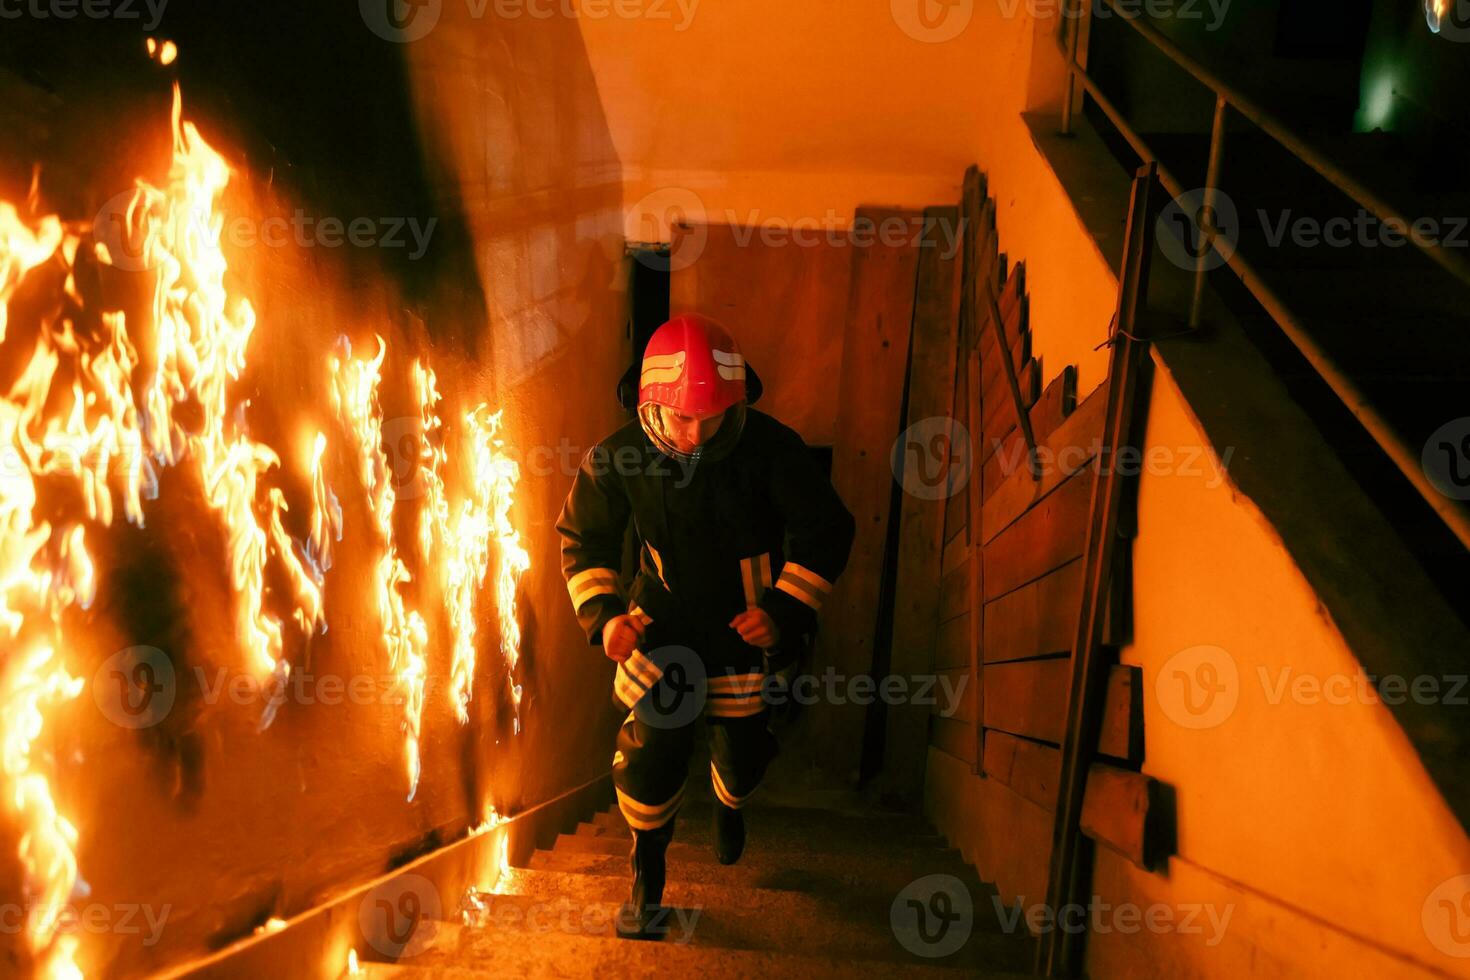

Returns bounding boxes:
[556,313,856,940]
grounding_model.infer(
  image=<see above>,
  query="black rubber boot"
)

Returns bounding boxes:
[714,801,745,865]
[616,821,675,940]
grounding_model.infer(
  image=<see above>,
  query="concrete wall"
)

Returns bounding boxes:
[0,6,628,976]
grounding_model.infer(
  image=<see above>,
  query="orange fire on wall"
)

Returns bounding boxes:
[0,43,529,977]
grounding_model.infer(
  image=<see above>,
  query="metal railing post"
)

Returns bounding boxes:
[1189,95,1228,328]
[1060,0,1087,136]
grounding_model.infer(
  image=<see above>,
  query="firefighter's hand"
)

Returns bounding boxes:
[730,608,780,648]
[601,615,645,663]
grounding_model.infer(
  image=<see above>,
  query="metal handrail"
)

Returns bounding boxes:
[1058,0,1470,553]
[1074,0,1470,290]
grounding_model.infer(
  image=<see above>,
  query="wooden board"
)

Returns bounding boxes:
[987,365,1081,502]
[984,660,1140,754]
[983,559,1084,665]
[670,221,852,445]
[1098,664,1143,766]
[981,357,1042,437]
[933,664,977,723]
[981,366,1080,501]
[965,347,986,773]
[880,205,964,802]
[1080,764,1172,871]
[977,263,1028,363]
[984,731,1062,812]
[983,468,1096,602]
[933,610,971,670]
[958,167,981,352]
[944,347,971,537]
[930,714,977,767]
[982,381,1108,544]
[980,310,1031,390]
[938,557,970,623]
[983,668,1144,813]
[942,528,969,576]
[813,207,921,772]
[983,656,1070,744]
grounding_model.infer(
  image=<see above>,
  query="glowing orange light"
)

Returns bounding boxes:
[0,42,532,974]
[331,337,429,800]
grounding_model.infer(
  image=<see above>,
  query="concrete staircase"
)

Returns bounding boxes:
[355,765,1034,977]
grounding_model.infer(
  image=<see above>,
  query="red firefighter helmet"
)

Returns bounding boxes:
[638,313,747,418]
[637,314,749,461]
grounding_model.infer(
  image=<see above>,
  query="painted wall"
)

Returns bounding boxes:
[1090,361,1470,977]
[0,4,628,976]
[577,0,1118,397]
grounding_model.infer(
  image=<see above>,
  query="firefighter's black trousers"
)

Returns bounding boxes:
[611,622,779,830]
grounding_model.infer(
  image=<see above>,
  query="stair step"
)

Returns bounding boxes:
[458,880,1024,969]
[555,834,958,869]
[575,817,947,853]
[526,847,1009,924]
[359,920,1029,978]
[589,803,943,843]
[497,866,839,916]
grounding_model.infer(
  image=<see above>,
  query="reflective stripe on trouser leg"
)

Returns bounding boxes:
[705,670,765,719]
[613,709,697,830]
[707,711,776,811]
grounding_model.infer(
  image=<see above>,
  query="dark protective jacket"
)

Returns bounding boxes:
[556,409,856,667]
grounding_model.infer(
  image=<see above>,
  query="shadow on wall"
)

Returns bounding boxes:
[0,2,625,976]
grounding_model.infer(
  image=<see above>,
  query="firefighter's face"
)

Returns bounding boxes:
[663,407,726,453]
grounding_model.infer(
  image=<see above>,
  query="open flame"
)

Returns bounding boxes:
[330,337,430,801]
[478,409,529,728]
[415,366,528,729]
[0,41,529,974]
